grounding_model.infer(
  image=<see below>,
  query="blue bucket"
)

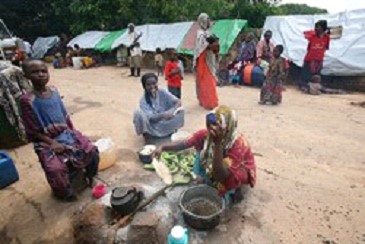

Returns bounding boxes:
[0,151,19,189]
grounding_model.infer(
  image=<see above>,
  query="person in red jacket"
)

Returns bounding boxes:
[300,20,330,91]
[164,48,182,98]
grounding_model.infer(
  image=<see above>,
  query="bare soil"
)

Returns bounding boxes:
[1,66,365,244]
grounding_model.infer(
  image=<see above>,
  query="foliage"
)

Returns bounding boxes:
[276,4,328,15]
[0,0,328,42]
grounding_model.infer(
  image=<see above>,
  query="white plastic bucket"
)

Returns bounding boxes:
[72,57,83,69]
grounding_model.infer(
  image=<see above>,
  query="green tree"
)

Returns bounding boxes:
[276,4,327,15]
[231,0,279,27]
[0,0,70,41]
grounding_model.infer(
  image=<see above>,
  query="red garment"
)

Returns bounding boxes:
[164,61,182,88]
[16,48,24,61]
[304,33,330,62]
[196,50,219,110]
[185,129,256,194]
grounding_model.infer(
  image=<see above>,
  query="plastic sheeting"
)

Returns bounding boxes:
[67,31,109,49]
[179,19,248,56]
[263,9,365,76]
[95,30,126,52]
[111,22,194,51]
[31,36,60,59]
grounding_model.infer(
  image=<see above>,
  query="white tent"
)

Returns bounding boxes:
[32,36,60,59]
[67,31,109,49]
[262,9,365,76]
[111,22,194,51]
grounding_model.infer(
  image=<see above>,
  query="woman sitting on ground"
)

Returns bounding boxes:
[153,105,256,204]
[19,60,99,201]
[133,73,184,141]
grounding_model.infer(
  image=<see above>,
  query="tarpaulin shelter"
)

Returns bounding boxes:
[262,9,365,76]
[95,30,126,52]
[178,19,248,56]
[67,31,109,49]
[32,36,60,59]
[111,22,194,52]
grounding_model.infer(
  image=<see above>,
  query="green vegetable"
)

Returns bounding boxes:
[143,164,155,171]
[145,151,195,182]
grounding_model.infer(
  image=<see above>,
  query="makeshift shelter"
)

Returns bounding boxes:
[95,30,126,52]
[262,9,365,76]
[178,19,248,56]
[68,31,109,49]
[32,36,60,59]
[111,22,194,52]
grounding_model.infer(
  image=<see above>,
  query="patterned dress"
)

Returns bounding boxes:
[185,129,256,196]
[260,57,286,104]
[20,87,99,198]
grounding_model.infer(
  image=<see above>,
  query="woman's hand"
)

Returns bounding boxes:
[51,141,66,154]
[152,146,163,159]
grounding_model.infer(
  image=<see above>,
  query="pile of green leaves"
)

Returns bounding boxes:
[144,151,196,185]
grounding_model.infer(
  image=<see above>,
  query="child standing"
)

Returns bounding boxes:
[19,60,99,201]
[259,45,286,105]
[164,49,182,99]
[155,48,164,76]
[300,20,330,91]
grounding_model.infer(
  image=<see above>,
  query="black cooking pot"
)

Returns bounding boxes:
[110,187,143,216]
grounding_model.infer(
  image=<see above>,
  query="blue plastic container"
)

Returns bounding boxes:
[167,225,188,244]
[0,151,19,189]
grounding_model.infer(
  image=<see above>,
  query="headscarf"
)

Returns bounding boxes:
[141,73,158,108]
[193,13,211,66]
[200,105,238,172]
[197,13,209,30]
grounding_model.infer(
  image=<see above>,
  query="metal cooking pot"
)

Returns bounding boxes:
[110,187,143,216]
[179,185,224,230]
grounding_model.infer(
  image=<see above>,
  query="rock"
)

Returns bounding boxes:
[72,203,114,244]
[127,212,161,244]
[126,210,173,244]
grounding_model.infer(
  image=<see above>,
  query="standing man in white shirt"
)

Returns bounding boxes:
[127,23,142,76]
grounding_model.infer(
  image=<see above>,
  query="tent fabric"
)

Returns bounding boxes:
[263,9,365,76]
[177,22,200,55]
[67,31,109,49]
[31,36,60,59]
[111,22,194,51]
[178,19,248,56]
[95,30,126,52]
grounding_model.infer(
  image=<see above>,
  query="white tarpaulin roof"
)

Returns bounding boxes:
[68,31,109,49]
[32,36,60,59]
[112,22,194,51]
[263,9,365,76]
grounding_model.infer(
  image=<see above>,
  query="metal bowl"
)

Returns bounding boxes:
[138,145,156,164]
[179,185,224,230]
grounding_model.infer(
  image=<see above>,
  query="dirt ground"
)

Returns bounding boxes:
[1,66,365,244]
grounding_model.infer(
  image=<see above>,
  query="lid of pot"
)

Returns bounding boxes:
[112,187,129,199]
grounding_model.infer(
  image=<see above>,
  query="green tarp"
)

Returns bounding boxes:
[178,19,248,56]
[95,29,126,52]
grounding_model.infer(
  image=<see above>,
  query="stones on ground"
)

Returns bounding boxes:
[72,203,114,244]
[127,211,172,244]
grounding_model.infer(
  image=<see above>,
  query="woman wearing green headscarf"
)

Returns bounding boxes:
[154,105,256,203]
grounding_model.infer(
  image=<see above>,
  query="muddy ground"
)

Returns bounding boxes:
[1,66,364,244]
